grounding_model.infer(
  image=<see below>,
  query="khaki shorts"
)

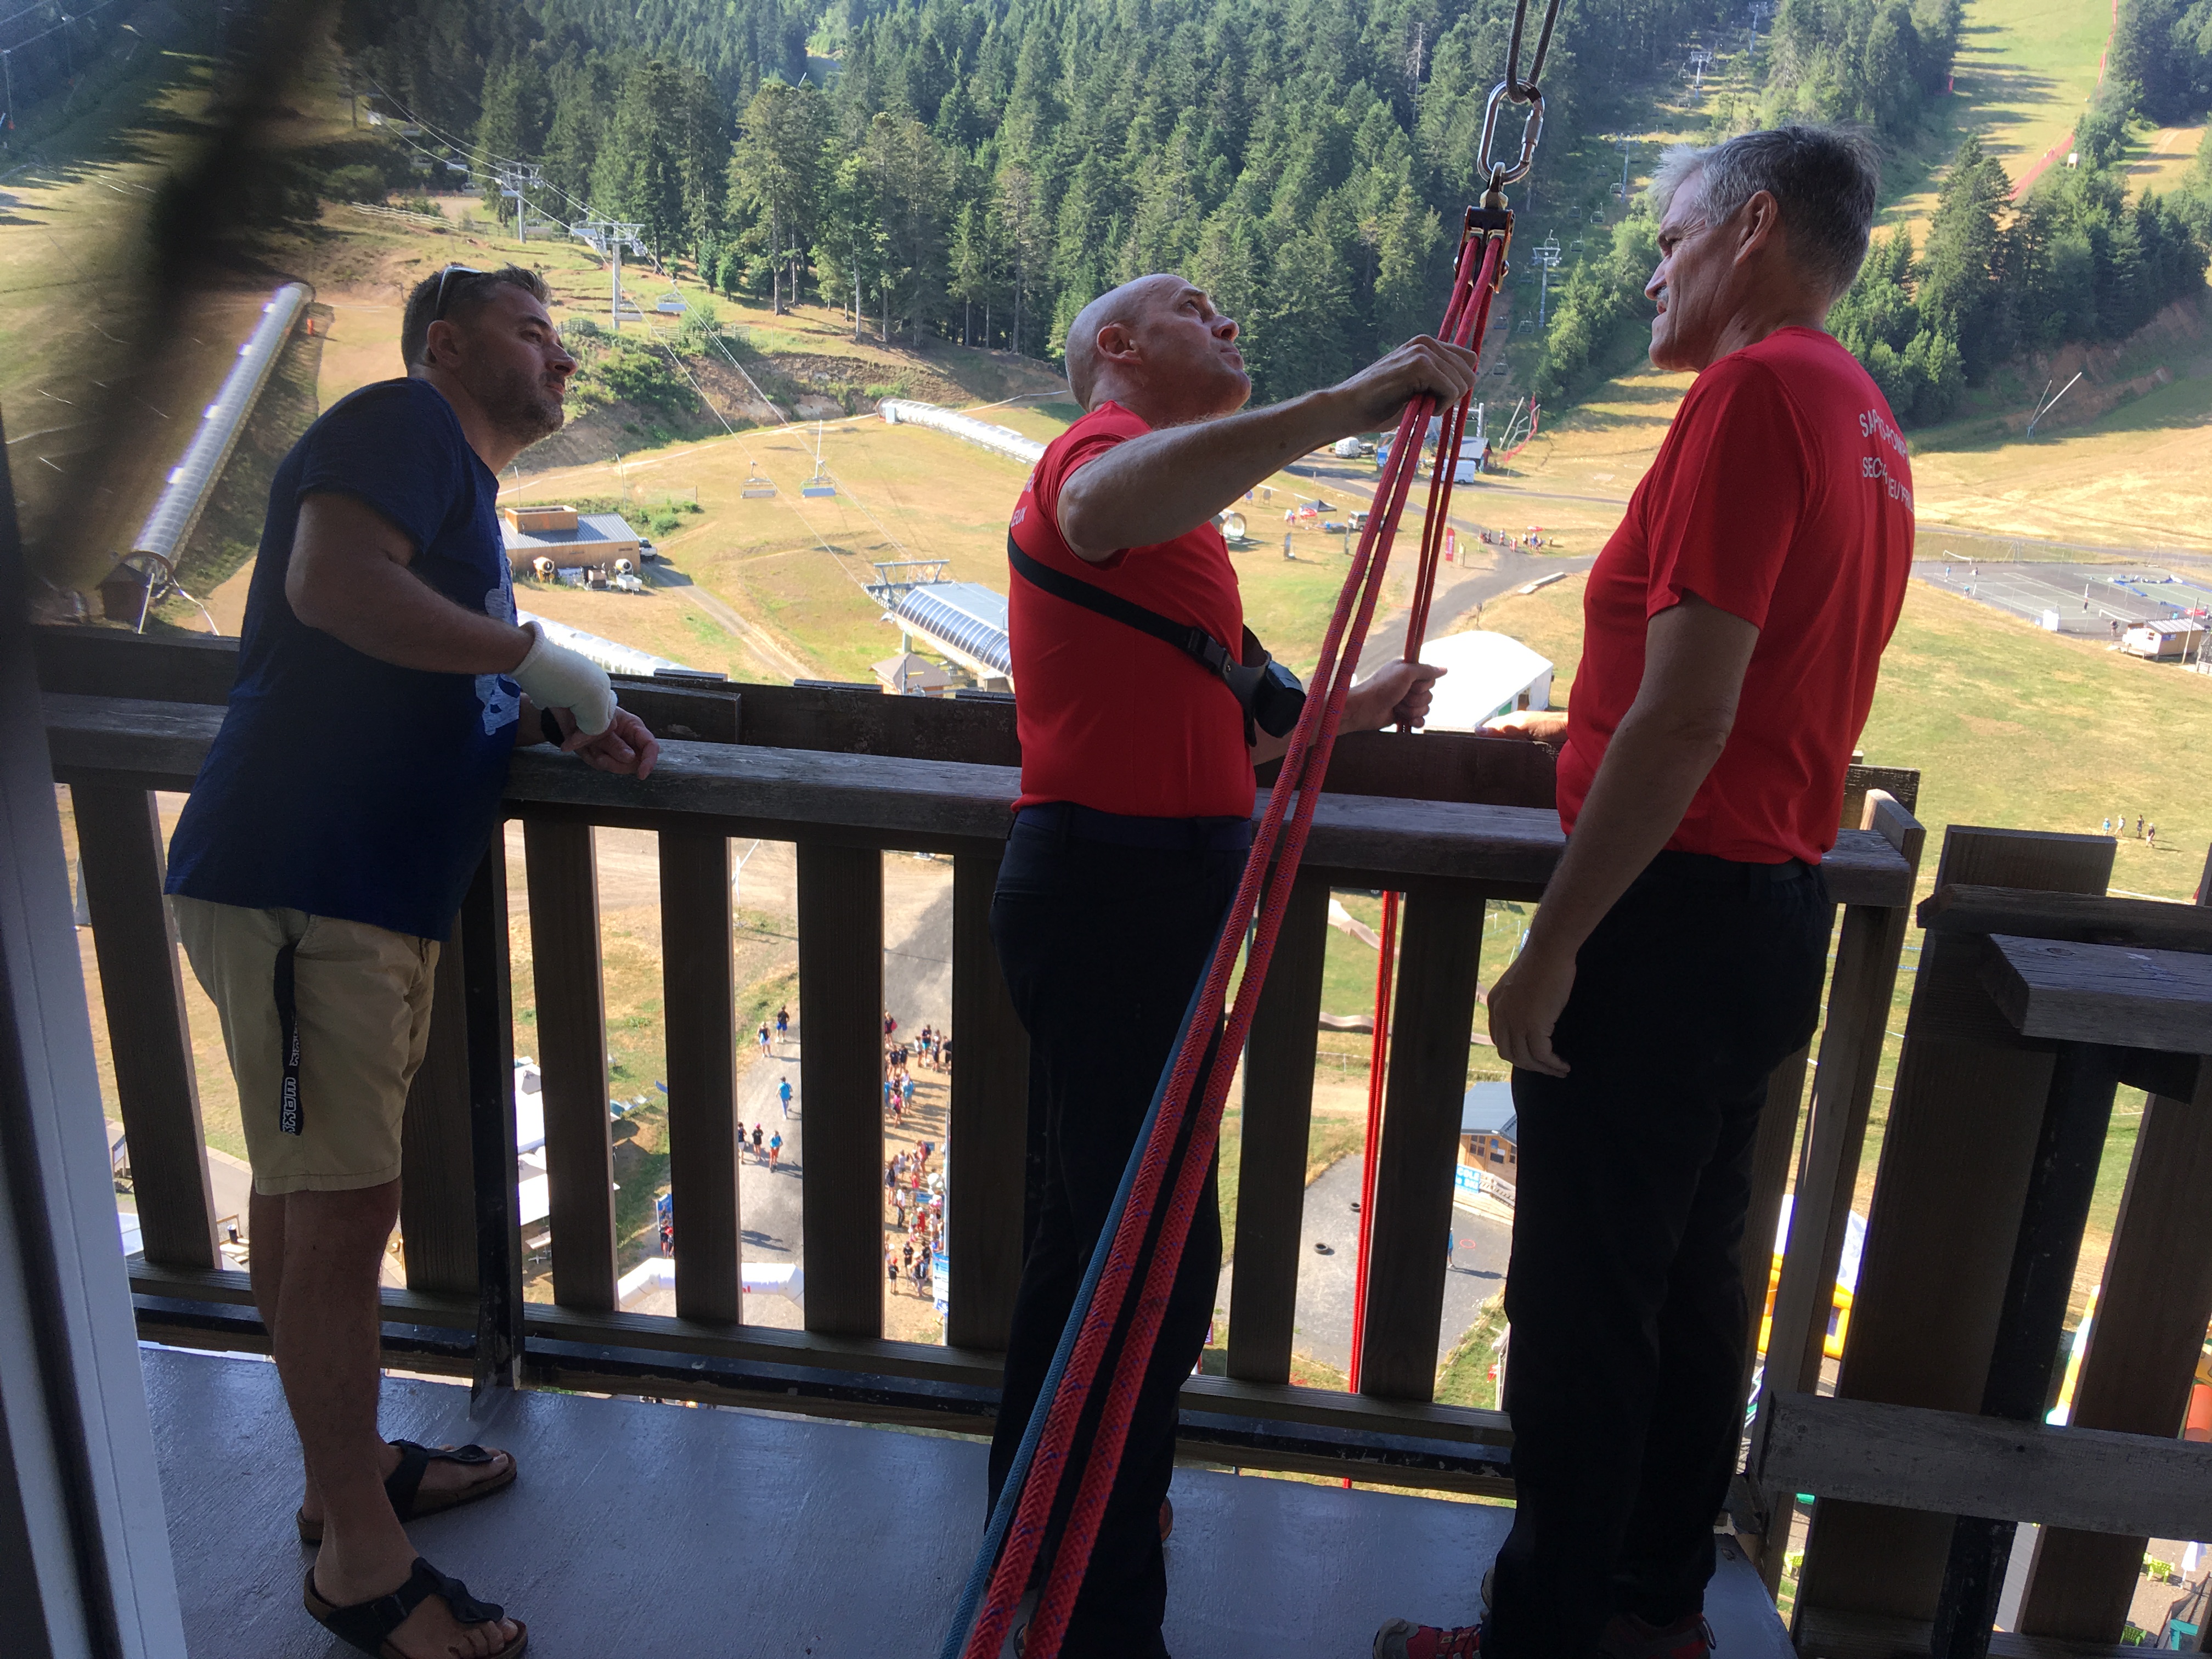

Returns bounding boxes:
[171,895,439,1195]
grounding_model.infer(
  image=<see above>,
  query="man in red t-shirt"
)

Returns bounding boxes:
[990,272,1472,1658]
[1379,129,1912,1659]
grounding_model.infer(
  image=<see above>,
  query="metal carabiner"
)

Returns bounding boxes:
[1476,78,1546,195]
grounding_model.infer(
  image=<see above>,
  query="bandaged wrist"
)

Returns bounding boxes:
[512,622,616,736]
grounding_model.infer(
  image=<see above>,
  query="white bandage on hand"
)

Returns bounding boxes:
[512,622,616,736]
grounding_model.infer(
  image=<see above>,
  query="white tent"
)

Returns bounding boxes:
[1412,630,1554,731]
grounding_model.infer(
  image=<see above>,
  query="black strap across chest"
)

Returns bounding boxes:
[1006,533,1236,679]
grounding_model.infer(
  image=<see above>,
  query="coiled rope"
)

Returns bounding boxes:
[943,10,1560,1648]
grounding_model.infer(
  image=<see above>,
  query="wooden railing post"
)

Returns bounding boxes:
[71,782,216,1268]
[1357,880,1487,1401]
[460,849,522,1398]
[797,841,884,1338]
[523,817,618,1312]
[660,829,741,1324]
[947,849,1026,1351]
[400,934,478,1297]
[1796,826,2113,1634]
[2016,873,2212,1643]
[1228,872,1330,1385]
[1740,1038,1815,1404]
[1752,793,1926,1591]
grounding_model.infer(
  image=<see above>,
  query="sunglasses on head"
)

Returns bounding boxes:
[430,263,486,324]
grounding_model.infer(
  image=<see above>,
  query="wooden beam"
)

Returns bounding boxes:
[33,623,237,705]
[40,695,1918,906]
[1798,825,2114,1629]
[71,782,216,1268]
[1740,1038,1814,1407]
[1982,934,2212,1052]
[2016,1054,2212,1641]
[1756,1391,2212,1541]
[1357,882,1487,1402]
[1795,1604,2151,1659]
[522,817,617,1313]
[1841,763,1923,828]
[659,829,741,1324]
[1756,793,1926,1592]
[399,930,478,1297]
[125,1255,1522,1453]
[797,841,883,1339]
[458,852,523,1399]
[729,680,1019,765]
[1921,886,2212,953]
[1255,729,1559,808]
[946,851,1025,1351]
[1228,873,1331,1385]
[1929,1037,2125,1659]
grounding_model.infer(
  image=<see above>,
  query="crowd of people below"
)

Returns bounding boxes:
[882,1013,950,1127]
[885,1143,943,1299]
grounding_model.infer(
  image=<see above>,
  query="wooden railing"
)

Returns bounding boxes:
[37,624,1922,1497]
[1758,849,2212,1658]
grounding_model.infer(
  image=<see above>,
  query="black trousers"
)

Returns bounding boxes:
[986,815,1244,1659]
[1485,852,1832,1659]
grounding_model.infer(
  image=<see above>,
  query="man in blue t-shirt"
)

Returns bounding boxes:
[166,264,657,1659]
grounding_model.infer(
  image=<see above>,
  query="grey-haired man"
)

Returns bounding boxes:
[1381,126,1914,1659]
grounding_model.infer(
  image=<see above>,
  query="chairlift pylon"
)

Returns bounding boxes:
[801,421,838,497]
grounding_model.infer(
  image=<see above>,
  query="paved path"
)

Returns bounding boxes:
[644,561,811,681]
[1358,543,1597,670]
[1216,1153,1512,1375]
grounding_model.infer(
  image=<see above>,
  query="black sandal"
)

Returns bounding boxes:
[303,1556,526,1658]
[296,1441,516,1544]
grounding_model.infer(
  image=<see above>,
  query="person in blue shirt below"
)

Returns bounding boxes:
[164,264,658,1659]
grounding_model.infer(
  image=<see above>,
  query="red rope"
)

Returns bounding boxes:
[961,231,1506,1659]
[1348,325,1477,1393]
[1346,885,1397,1392]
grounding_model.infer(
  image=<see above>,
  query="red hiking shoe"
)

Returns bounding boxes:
[1373,1617,1482,1657]
[1600,1611,1717,1659]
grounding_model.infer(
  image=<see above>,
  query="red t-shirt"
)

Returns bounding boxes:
[1008,402,1252,818]
[1556,327,1914,864]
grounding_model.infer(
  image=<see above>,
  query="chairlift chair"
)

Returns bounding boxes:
[410,157,433,175]
[741,467,778,499]
[656,289,689,315]
[801,421,838,496]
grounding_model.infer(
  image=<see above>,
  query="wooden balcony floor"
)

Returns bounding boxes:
[146,1345,1795,1657]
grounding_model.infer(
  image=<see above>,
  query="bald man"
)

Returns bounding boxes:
[990,274,1476,1656]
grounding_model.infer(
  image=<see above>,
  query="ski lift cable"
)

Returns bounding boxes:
[641,334,884,600]
[696,325,924,557]
[0,0,117,46]
[0,0,119,57]
[359,78,933,562]
[360,75,631,238]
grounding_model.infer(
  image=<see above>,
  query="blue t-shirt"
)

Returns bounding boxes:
[166,377,521,942]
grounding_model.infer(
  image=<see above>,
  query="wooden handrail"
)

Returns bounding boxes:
[42,693,1918,905]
